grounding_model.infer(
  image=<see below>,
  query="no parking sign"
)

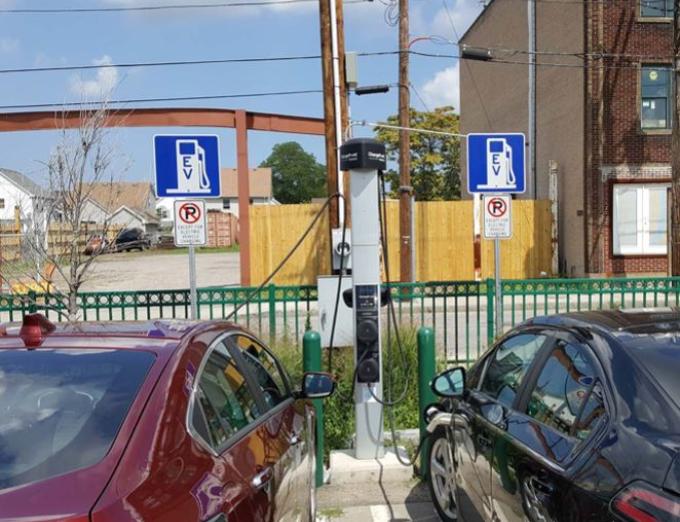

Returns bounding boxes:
[483,195,512,240]
[174,200,207,246]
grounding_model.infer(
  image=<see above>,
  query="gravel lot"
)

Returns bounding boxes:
[62,250,241,292]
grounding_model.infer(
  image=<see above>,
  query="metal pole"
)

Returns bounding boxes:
[494,238,503,335]
[417,327,436,479]
[330,0,346,225]
[303,330,325,488]
[671,0,680,275]
[528,0,537,198]
[189,245,198,320]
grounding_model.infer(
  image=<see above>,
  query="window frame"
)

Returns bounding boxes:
[186,331,293,456]
[640,65,673,130]
[612,182,670,256]
[514,332,612,459]
[477,329,553,410]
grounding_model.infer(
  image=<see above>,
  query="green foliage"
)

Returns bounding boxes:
[374,106,462,201]
[270,327,422,459]
[260,141,327,204]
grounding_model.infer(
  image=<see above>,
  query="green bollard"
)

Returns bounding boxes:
[303,329,324,488]
[417,326,436,479]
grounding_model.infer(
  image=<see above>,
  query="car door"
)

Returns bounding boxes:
[188,338,267,521]
[490,337,609,522]
[227,333,310,522]
[454,332,550,522]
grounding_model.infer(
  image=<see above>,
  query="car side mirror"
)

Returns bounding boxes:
[301,372,336,399]
[431,367,465,398]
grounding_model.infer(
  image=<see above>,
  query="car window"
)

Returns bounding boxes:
[480,333,547,408]
[192,342,262,450]
[526,342,605,440]
[230,335,290,409]
[0,349,154,491]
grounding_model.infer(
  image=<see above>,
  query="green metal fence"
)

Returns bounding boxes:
[2,276,680,365]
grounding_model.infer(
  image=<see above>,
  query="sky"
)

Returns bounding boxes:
[0,0,485,186]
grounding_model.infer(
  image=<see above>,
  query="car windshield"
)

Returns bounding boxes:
[0,349,154,490]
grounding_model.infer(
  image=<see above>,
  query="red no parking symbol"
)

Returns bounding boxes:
[178,202,202,224]
[487,197,508,218]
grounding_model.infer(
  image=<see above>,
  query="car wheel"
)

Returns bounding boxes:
[427,426,458,522]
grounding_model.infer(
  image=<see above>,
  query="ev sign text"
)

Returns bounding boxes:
[155,135,221,198]
[484,195,512,240]
[174,200,207,247]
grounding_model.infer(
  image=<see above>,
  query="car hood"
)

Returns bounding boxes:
[0,462,116,521]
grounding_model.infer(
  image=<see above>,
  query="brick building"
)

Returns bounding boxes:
[460,0,674,276]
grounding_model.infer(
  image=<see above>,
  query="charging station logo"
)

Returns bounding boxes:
[467,133,525,194]
[155,135,221,198]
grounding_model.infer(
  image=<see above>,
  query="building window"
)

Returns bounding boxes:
[222,198,231,210]
[0,199,5,209]
[613,184,669,255]
[641,0,673,17]
[641,66,672,129]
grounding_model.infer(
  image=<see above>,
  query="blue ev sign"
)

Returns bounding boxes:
[154,135,221,198]
[467,133,526,194]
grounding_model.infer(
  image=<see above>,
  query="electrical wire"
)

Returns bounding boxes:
[225,193,344,323]
[0,0,369,14]
[0,89,323,111]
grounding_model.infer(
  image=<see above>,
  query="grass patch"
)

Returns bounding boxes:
[269,326,422,459]
[318,507,345,519]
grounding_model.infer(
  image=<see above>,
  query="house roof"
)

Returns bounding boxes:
[111,205,159,225]
[85,181,155,212]
[0,168,43,196]
[220,168,272,199]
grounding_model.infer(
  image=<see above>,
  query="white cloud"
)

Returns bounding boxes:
[70,55,119,99]
[420,62,460,110]
[430,0,484,40]
[0,37,19,54]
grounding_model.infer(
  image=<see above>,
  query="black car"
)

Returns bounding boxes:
[114,228,151,252]
[427,309,680,522]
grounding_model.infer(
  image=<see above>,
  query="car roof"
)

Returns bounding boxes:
[525,308,680,336]
[0,319,240,353]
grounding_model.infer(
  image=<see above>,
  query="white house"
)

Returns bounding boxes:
[109,205,160,244]
[0,168,45,223]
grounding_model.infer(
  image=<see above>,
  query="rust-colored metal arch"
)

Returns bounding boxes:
[0,108,325,285]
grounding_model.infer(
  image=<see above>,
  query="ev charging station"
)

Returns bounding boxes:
[339,138,387,460]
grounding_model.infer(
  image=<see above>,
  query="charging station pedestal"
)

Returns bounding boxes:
[340,138,387,460]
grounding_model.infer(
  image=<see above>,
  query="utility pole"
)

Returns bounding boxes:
[528,0,537,198]
[335,0,351,224]
[399,0,413,282]
[320,0,340,230]
[672,0,680,275]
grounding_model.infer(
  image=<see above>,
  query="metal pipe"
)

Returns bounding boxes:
[528,0,537,198]
[330,0,345,225]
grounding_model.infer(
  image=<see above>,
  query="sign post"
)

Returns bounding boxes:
[173,200,208,320]
[468,134,525,337]
[483,195,512,335]
[155,135,220,320]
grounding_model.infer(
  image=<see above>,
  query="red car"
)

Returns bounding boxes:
[0,314,334,521]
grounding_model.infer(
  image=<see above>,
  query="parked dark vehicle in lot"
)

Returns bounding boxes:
[114,227,151,252]
[426,309,680,522]
[0,314,335,521]
[83,234,109,255]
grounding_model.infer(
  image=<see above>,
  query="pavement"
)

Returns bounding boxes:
[316,448,439,522]
[59,250,241,292]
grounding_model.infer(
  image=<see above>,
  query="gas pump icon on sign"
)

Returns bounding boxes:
[168,140,212,194]
[480,138,517,190]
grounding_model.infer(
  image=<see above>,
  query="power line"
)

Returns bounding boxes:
[0,89,323,111]
[0,0,368,14]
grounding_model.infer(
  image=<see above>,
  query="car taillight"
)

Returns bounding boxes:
[611,481,680,522]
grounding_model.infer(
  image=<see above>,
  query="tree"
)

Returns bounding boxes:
[1,104,126,321]
[375,106,462,201]
[260,141,327,204]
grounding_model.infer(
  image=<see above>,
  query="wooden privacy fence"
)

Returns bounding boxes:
[249,200,554,286]
[0,223,123,261]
